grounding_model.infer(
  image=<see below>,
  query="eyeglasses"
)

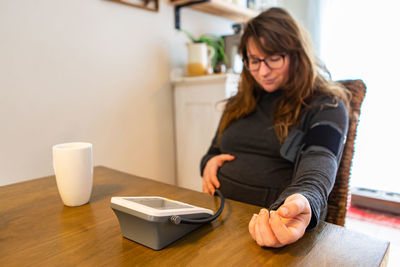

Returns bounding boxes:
[244,54,286,72]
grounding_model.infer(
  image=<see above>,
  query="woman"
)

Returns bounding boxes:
[200,7,351,247]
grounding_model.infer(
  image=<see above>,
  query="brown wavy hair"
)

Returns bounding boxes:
[218,7,351,143]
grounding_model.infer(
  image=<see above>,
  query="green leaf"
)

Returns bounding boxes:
[179,29,196,42]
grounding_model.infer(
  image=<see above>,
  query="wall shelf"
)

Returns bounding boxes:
[170,0,258,29]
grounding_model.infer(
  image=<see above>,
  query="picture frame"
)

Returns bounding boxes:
[110,0,159,12]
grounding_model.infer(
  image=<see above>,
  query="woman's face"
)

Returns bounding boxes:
[246,38,290,93]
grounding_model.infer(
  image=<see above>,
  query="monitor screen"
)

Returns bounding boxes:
[124,197,193,210]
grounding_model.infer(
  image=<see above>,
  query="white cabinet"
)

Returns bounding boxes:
[173,74,239,192]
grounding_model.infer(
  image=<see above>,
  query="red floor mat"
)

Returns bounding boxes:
[347,205,400,229]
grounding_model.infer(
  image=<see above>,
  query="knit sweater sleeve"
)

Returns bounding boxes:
[269,99,349,229]
[200,129,221,177]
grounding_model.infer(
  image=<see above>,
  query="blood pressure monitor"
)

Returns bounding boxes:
[111,190,225,250]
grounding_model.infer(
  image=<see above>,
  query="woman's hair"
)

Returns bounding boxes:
[217,7,351,143]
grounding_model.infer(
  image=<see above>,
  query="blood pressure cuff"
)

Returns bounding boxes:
[303,122,345,157]
[280,121,346,163]
[280,129,305,163]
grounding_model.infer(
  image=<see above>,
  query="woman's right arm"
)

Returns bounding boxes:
[202,154,235,194]
[200,132,235,195]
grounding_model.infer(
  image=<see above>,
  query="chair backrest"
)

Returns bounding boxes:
[325,80,367,226]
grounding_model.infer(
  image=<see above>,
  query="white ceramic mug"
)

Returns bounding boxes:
[52,142,93,206]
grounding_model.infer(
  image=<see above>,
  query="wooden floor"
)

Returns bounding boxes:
[346,216,400,266]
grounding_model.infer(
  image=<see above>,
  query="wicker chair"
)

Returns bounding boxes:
[325,80,367,226]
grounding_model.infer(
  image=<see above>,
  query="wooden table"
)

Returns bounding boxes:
[0,166,390,266]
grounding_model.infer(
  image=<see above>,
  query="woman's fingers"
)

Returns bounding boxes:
[277,194,307,218]
[209,165,220,189]
[269,194,311,245]
[253,209,282,247]
[269,210,301,244]
[216,154,235,167]
[248,214,258,240]
[202,173,216,195]
[202,154,235,195]
[202,180,211,194]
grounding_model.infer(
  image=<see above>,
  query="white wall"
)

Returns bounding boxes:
[0,0,233,186]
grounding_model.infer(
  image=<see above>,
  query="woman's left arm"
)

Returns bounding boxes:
[274,99,349,229]
[249,99,349,247]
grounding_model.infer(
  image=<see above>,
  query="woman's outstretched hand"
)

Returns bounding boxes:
[248,193,311,247]
[202,154,235,195]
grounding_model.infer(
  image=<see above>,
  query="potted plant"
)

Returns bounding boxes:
[181,30,228,73]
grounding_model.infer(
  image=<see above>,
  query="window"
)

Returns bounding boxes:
[320,0,400,193]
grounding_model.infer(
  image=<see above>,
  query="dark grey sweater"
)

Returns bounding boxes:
[200,89,348,229]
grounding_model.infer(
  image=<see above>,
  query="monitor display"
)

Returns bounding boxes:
[123,197,193,210]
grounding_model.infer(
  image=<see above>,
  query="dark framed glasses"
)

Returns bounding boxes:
[244,54,286,71]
